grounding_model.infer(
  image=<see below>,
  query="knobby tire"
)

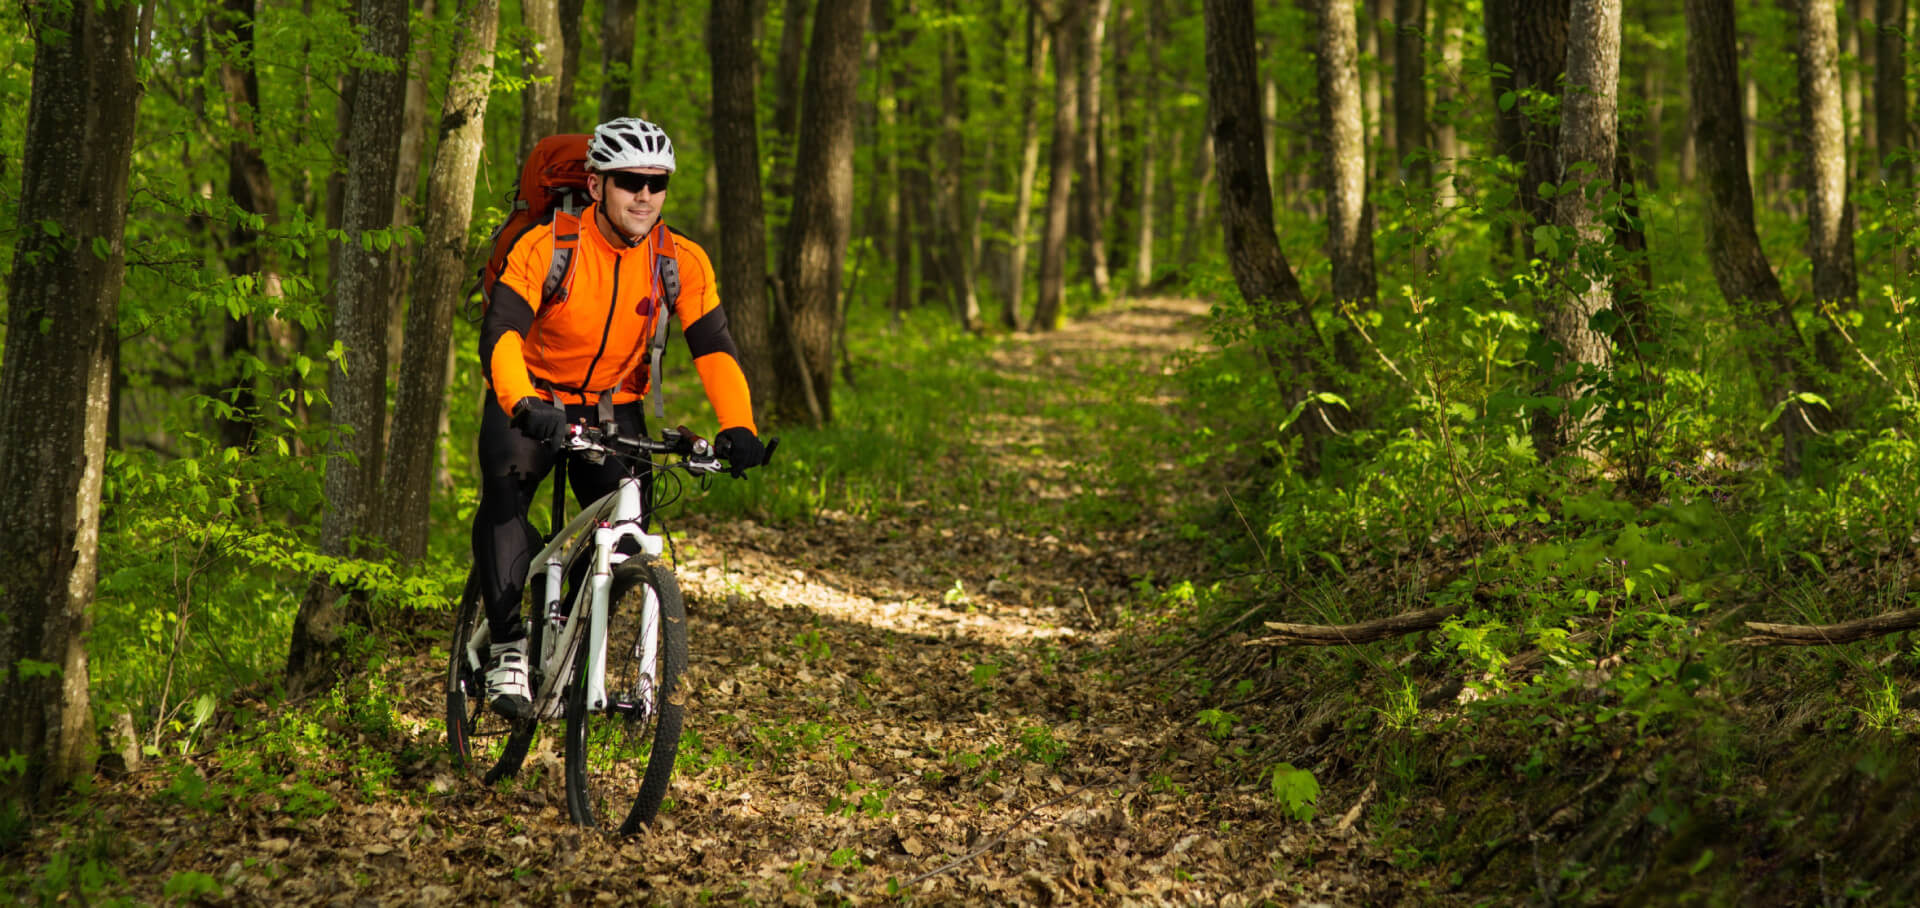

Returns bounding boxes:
[564,561,687,834]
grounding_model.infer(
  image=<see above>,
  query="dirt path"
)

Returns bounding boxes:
[25,299,1396,905]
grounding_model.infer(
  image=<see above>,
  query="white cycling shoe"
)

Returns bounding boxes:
[487,637,534,720]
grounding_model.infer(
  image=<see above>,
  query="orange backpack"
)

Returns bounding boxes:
[474,133,593,308]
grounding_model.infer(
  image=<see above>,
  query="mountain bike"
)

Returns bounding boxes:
[444,423,771,833]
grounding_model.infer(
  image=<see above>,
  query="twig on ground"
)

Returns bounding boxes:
[1733,608,1920,646]
[1245,602,1471,647]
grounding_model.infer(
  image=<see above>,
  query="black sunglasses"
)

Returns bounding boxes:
[605,170,671,194]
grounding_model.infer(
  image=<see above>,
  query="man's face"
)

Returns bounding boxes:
[590,167,670,243]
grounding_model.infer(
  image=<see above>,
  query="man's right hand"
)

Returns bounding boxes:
[511,397,567,446]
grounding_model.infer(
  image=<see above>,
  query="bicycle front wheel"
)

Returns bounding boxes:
[564,561,687,833]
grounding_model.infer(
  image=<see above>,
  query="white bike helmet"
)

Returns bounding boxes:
[587,117,676,173]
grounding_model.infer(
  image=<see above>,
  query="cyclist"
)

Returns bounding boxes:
[474,116,764,720]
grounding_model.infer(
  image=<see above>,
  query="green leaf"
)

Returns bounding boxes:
[15,658,61,679]
[1269,763,1320,822]
[1498,90,1518,111]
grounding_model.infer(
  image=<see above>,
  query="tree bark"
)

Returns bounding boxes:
[382,0,497,563]
[1206,0,1346,469]
[1392,0,1428,189]
[1514,0,1571,258]
[385,0,435,448]
[1032,0,1082,331]
[768,0,812,214]
[599,0,636,119]
[1076,0,1113,297]
[774,0,869,424]
[1131,0,1161,291]
[557,0,585,131]
[1432,0,1463,206]
[1534,0,1620,459]
[1686,0,1827,475]
[1799,0,1858,360]
[1878,0,1908,186]
[212,0,278,451]
[1319,0,1378,316]
[518,0,562,164]
[1006,26,1051,324]
[0,0,140,808]
[288,0,410,693]
[711,0,777,426]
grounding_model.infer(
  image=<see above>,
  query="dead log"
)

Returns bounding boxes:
[1245,602,1469,647]
[1733,609,1920,646]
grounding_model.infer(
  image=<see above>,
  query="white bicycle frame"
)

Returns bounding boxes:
[465,443,669,722]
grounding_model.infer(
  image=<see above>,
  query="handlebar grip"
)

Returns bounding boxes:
[763,437,779,466]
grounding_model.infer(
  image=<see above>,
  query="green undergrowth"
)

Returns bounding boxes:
[1130,234,1920,897]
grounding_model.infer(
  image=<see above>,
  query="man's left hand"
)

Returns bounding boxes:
[716,427,766,478]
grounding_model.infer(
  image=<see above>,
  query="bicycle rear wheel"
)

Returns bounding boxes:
[564,561,686,833]
[446,569,536,781]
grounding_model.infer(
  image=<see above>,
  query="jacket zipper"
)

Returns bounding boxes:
[578,257,620,395]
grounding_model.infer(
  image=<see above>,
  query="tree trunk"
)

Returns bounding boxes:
[1878,0,1907,186]
[768,0,812,215]
[557,0,585,131]
[1514,0,1571,258]
[1131,0,1161,291]
[1799,0,1858,337]
[599,0,636,119]
[1032,0,1082,332]
[1361,0,1383,179]
[1686,0,1827,475]
[0,0,140,809]
[1483,0,1522,256]
[381,0,497,563]
[1431,0,1462,206]
[711,0,777,426]
[288,0,410,693]
[385,0,435,450]
[213,0,278,451]
[1393,0,1427,189]
[1318,0,1378,317]
[774,0,869,424]
[1205,0,1345,470]
[1178,129,1215,267]
[1534,0,1620,459]
[1076,0,1112,297]
[1006,27,1051,324]
[940,23,983,330]
[1843,5,1863,181]
[518,0,561,164]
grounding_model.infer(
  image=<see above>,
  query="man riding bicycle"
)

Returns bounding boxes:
[474,116,764,720]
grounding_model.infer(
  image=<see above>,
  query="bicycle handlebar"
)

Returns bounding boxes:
[560,424,778,476]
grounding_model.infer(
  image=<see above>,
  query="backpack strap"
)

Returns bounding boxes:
[646,225,680,421]
[542,210,581,306]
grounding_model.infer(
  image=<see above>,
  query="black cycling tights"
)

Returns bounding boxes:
[472,397,649,643]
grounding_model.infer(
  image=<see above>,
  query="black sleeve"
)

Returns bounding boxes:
[681,306,741,360]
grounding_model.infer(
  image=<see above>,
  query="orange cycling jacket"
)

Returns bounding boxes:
[481,206,756,434]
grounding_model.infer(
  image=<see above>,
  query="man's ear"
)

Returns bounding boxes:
[586,172,603,205]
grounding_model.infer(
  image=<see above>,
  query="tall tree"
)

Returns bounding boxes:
[1393,0,1428,189]
[0,0,141,808]
[1076,0,1114,296]
[211,0,279,451]
[599,0,637,119]
[1205,0,1347,469]
[1005,25,1053,324]
[1534,0,1621,458]
[1431,0,1463,206]
[557,0,585,131]
[1686,0,1827,474]
[1877,0,1908,188]
[712,0,777,425]
[1798,0,1858,334]
[1484,0,1523,256]
[519,0,562,163]
[1514,0,1571,257]
[382,0,499,562]
[287,0,411,692]
[1317,0,1378,328]
[774,0,870,424]
[768,0,813,213]
[1129,0,1162,291]
[1032,0,1084,331]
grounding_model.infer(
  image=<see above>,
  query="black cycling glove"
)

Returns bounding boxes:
[511,397,568,446]
[716,426,766,478]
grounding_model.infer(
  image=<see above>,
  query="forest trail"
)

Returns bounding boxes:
[41,299,1395,905]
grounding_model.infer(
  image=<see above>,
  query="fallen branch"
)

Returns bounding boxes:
[1733,608,1920,646]
[1244,602,1469,647]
